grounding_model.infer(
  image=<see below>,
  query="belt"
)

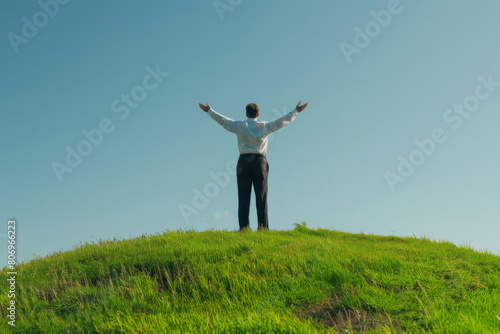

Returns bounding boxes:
[240,153,264,157]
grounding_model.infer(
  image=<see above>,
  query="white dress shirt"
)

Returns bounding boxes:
[208,108,299,156]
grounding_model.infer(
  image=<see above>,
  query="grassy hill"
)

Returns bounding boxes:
[1,223,500,333]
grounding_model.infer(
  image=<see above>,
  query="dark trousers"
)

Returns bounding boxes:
[236,153,269,230]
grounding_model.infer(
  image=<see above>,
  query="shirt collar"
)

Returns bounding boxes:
[246,118,258,121]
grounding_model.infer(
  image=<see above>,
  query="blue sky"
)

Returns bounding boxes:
[2,0,500,268]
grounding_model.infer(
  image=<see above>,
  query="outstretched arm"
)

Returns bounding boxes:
[199,102,238,133]
[264,101,308,134]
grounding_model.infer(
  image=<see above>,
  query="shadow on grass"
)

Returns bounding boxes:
[298,300,404,332]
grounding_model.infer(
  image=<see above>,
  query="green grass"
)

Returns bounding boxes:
[1,223,500,333]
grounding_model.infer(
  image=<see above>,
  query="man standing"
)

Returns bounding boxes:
[198,101,309,231]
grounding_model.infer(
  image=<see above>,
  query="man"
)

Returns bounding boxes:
[198,101,309,231]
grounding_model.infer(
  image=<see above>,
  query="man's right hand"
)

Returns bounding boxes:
[296,101,309,113]
[199,102,211,112]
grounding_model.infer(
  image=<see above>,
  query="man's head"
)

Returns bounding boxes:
[246,103,260,119]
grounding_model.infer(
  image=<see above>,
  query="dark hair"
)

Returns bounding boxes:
[246,103,260,118]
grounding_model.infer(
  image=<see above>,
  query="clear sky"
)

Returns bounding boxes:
[2,0,499,268]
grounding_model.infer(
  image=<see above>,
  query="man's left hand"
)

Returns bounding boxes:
[296,101,309,113]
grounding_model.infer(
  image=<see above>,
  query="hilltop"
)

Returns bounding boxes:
[1,224,499,333]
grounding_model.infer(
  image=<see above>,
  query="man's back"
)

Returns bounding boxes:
[207,108,299,156]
